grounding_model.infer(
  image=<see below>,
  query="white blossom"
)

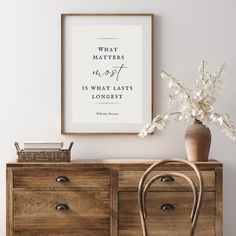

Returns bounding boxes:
[139,61,236,141]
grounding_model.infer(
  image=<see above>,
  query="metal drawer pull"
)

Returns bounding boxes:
[55,176,69,182]
[55,204,69,210]
[161,203,175,211]
[160,176,175,182]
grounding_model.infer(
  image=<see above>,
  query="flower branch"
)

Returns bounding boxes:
[139,61,236,141]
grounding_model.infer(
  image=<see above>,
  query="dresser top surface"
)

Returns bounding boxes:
[7,159,222,168]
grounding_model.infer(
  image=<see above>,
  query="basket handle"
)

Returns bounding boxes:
[14,142,21,152]
[68,142,74,151]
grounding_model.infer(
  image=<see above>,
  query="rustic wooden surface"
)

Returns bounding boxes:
[14,169,110,188]
[6,160,222,236]
[6,168,13,236]
[14,191,110,219]
[215,167,223,235]
[119,191,215,236]
[111,168,118,236]
[119,170,215,189]
[14,229,110,236]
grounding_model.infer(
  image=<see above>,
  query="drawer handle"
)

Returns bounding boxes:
[161,203,175,211]
[160,176,175,182]
[55,176,69,183]
[55,204,69,210]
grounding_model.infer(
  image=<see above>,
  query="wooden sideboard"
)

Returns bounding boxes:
[6,159,222,236]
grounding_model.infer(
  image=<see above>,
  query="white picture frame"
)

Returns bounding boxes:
[61,14,153,134]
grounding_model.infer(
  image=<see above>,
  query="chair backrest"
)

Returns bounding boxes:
[138,159,204,236]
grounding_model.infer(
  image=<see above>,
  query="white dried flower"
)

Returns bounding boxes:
[139,61,236,141]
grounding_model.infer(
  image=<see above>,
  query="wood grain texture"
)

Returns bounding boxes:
[7,159,222,168]
[14,229,110,236]
[6,160,222,235]
[110,168,118,236]
[6,168,13,236]
[14,191,110,229]
[119,191,215,235]
[215,167,223,235]
[14,169,110,188]
[118,229,215,236]
[119,170,215,190]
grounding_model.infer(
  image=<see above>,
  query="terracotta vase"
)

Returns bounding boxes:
[184,119,211,162]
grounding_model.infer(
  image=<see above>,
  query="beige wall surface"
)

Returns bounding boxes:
[0,0,236,235]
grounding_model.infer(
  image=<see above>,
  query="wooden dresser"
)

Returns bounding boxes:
[6,160,222,236]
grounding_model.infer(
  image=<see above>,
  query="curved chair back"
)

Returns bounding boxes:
[138,159,204,236]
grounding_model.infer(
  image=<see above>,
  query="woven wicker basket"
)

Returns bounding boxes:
[15,142,73,162]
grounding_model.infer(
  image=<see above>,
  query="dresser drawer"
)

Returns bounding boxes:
[14,229,110,236]
[14,190,110,231]
[14,228,110,236]
[7,161,222,236]
[119,170,215,189]
[119,191,215,236]
[13,169,110,188]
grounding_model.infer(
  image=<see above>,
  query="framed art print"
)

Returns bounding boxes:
[61,14,153,134]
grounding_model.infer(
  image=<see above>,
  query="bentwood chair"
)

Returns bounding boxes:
[138,159,204,236]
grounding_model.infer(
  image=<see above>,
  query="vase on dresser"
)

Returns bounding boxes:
[185,119,211,162]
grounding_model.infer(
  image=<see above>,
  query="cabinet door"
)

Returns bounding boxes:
[14,190,110,236]
[119,191,215,236]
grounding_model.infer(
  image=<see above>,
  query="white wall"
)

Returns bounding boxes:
[0,0,236,235]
